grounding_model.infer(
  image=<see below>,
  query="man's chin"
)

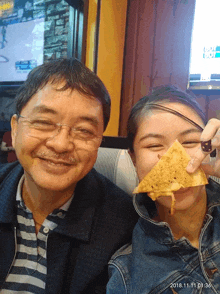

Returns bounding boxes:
[24,169,77,193]
[34,178,76,193]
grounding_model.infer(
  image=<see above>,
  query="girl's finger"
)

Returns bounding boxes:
[200,118,220,141]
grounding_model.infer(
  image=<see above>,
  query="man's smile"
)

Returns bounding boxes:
[38,156,77,166]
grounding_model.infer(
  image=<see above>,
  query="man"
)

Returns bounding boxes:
[0,58,138,293]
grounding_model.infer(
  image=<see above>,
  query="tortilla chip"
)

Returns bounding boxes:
[148,191,176,215]
[133,140,208,215]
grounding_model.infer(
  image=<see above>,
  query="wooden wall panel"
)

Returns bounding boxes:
[170,0,196,88]
[119,0,155,136]
[153,0,174,87]
[119,0,196,136]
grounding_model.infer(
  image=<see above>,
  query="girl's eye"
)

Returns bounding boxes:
[146,144,163,150]
[182,141,200,147]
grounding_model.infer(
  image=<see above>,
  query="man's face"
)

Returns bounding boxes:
[11,82,104,193]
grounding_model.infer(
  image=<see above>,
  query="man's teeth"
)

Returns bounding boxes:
[46,159,68,166]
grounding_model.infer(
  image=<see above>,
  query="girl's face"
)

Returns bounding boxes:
[131,102,207,212]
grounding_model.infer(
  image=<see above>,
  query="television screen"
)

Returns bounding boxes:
[189,0,220,90]
[0,0,44,83]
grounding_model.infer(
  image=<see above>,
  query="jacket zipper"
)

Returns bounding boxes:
[1,226,17,288]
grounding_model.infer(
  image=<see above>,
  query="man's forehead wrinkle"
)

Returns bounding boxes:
[34,82,99,104]
[25,105,101,128]
[31,105,58,115]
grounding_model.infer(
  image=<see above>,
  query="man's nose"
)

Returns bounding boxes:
[45,127,74,153]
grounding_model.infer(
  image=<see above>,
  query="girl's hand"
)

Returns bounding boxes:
[186,118,220,177]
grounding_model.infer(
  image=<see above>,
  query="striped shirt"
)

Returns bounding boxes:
[1,175,73,294]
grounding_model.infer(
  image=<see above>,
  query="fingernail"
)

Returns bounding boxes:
[201,140,212,153]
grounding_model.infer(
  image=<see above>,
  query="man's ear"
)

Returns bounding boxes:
[11,114,18,148]
[128,149,136,167]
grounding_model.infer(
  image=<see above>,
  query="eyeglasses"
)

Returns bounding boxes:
[17,115,102,149]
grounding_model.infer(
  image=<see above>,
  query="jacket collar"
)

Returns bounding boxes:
[133,178,220,243]
[53,169,101,241]
[0,162,24,224]
[206,178,220,212]
[0,162,102,242]
[134,178,220,221]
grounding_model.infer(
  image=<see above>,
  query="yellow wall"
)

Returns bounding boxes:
[85,0,97,71]
[86,0,128,136]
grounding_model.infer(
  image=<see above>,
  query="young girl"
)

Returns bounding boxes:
[107,85,220,294]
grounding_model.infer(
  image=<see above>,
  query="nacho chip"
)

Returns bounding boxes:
[148,191,176,215]
[133,140,208,215]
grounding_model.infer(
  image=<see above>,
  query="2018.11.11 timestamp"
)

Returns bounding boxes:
[171,282,212,289]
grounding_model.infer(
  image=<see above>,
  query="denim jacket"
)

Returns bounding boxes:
[107,179,220,294]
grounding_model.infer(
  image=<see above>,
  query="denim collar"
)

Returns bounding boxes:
[133,178,220,244]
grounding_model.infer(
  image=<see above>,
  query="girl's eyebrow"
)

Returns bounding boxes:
[139,129,201,143]
[180,129,202,136]
[139,133,165,142]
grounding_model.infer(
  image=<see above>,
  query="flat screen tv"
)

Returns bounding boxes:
[188,0,220,90]
[0,0,85,92]
[0,0,45,87]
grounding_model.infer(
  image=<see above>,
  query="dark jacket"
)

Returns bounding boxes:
[0,161,138,294]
